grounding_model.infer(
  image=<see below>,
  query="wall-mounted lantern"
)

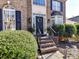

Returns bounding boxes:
[47,19,50,23]
[27,17,32,24]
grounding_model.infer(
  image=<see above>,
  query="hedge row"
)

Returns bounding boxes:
[0,30,37,59]
[75,23,79,35]
[52,24,79,37]
[65,24,77,37]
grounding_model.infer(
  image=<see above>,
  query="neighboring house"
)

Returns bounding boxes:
[68,16,79,23]
[0,0,66,35]
[66,19,77,24]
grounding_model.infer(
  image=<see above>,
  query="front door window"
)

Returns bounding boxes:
[36,16,43,35]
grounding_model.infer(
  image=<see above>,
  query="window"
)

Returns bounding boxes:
[52,1,63,11]
[3,4,16,30]
[33,0,45,6]
[52,15,63,24]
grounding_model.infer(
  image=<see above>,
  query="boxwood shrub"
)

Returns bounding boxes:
[65,24,77,37]
[52,24,65,36]
[0,30,37,59]
[75,23,79,35]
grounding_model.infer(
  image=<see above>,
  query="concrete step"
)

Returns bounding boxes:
[40,42,55,48]
[40,46,58,54]
[39,40,54,44]
[39,37,49,40]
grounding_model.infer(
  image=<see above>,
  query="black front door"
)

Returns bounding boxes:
[36,16,43,35]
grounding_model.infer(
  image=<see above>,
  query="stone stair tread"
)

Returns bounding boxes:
[40,38,49,40]
[40,36,48,39]
[40,46,58,54]
[39,40,54,43]
[41,46,57,50]
[40,42,55,46]
[40,43,55,48]
[40,39,53,41]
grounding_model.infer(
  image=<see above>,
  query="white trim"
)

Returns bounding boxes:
[51,15,63,24]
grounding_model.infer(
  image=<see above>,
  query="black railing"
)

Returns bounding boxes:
[49,26,56,34]
[49,26,60,44]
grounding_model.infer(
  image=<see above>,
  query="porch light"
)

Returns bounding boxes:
[28,17,31,23]
[7,0,10,5]
[47,19,50,23]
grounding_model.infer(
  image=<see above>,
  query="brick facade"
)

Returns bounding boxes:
[0,0,28,30]
[0,0,66,34]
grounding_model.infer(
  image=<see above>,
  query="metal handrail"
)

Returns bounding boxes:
[49,26,59,44]
[49,26,56,34]
[38,28,42,35]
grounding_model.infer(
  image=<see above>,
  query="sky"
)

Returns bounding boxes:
[66,0,79,18]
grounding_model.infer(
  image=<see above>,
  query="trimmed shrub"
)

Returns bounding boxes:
[65,24,77,37]
[0,30,37,59]
[52,24,65,36]
[75,23,79,35]
[27,27,35,33]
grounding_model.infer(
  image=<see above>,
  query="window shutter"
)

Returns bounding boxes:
[0,9,3,31]
[50,0,52,10]
[16,11,21,30]
[61,2,63,12]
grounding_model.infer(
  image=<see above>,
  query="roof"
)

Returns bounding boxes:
[51,11,62,16]
[68,16,79,22]
[66,19,77,24]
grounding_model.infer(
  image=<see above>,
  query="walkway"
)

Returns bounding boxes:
[38,43,79,59]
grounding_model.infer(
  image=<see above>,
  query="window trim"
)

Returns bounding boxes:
[51,0,63,12]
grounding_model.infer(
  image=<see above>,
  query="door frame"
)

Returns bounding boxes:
[32,13,46,35]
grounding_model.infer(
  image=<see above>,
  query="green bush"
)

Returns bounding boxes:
[27,27,35,33]
[0,30,37,59]
[65,24,77,37]
[75,23,79,35]
[52,24,65,36]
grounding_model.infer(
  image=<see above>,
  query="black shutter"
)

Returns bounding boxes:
[0,9,3,31]
[16,11,21,30]
[61,2,63,12]
[50,0,52,10]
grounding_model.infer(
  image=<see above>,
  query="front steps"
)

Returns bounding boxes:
[38,36,58,54]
